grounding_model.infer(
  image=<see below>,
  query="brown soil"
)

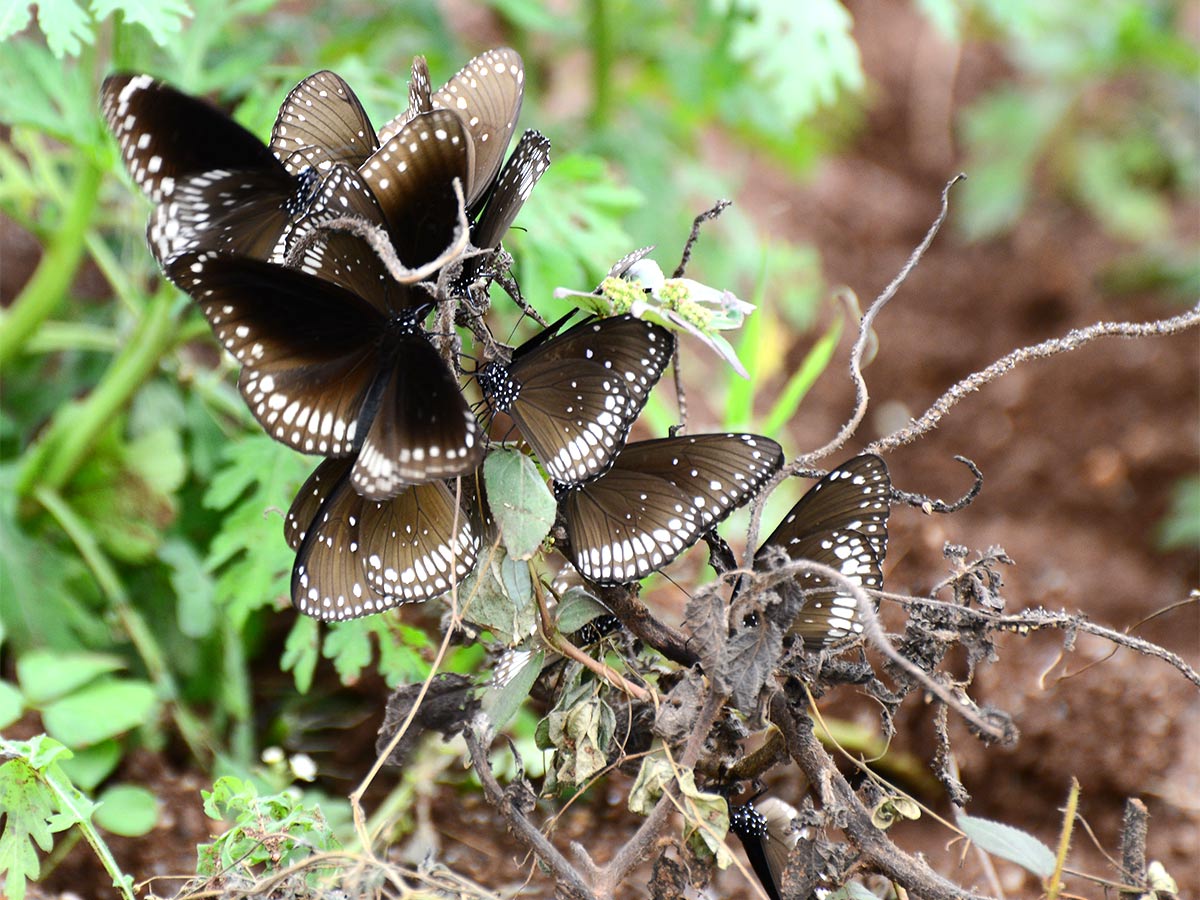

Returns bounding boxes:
[28,3,1198,899]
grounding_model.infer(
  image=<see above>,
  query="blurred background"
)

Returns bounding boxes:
[1,1,1197,896]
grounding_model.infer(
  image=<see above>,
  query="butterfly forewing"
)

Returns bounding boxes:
[756,454,891,649]
[359,108,474,266]
[376,56,434,143]
[471,129,551,251]
[148,166,324,264]
[430,47,524,210]
[351,338,484,499]
[563,433,784,585]
[270,70,378,175]
[101,74,283,204]
[360,479,479,600]
[166,251,384,457]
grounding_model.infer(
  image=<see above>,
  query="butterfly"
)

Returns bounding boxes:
[752,454,891,649]
[477,313,674,484]
[377,47,525,215]
[729,798,803,900]
[286,458,478,620]
[165,242,483,499]
[102,73,372,263]
[558,433,784,585]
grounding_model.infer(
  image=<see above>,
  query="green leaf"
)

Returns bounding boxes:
[826,882,882,900]
[547,695,613,786]
[458,547,536,645]
[0,1,34,42]
[0,757,57,900]
[628,752,673,815]
[90,0,193,45]
[57,740,122,792]
[484,449,556,560]
[713,0,864,126]
[677,768,732,865]
[1159,475,1200,550]
[41,678,158,747]
[281,616,319,694]
[957,811,1057,878]
[555,587,611,635]
[760,313,842,435]
[94,785,158,837]
[16,650,124,706]
[158,538,217,639]
[0,680,23,729]
[32,0,93,57]
[322,621,373,685]
[204,436,309,628]
[481,649,544,734]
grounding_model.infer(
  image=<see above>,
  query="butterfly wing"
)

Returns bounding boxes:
[376,55,434,142]
[564,434,783,584]
[291,462,380,620]
[286,458,352,551]
[470,129,551,252]
[494,315,675,484]
[101,74,285,204]
[351,338,484,499]
[429,47,525,211]
[360,479,479,601]
[166,251,385,457]
[270,70,378,175]
[756,454,891,649]
[359,108,474,266]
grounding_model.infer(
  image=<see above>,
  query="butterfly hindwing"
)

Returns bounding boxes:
[359,479,479,601]
[562,434,784,584]
[756,454,891,649]
[351,337,484,499]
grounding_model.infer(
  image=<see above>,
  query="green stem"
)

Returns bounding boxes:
[44,767,136,900]
[1046,778,1079,900]
[15,288,178,498]
[33,487,214,764]
[588,0,612,132]
[0,162,103,369]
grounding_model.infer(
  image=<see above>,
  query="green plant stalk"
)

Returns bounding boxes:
[0,162,103,369]
[588,0,612,131]
[760,315,842,436]
[42,765,136,900]
[723,273,769,431]
[33,487,214,764]
[1046,777,1079,900]
[15,289,177,498]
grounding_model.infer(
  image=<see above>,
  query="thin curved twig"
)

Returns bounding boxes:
[870,302,1200,455]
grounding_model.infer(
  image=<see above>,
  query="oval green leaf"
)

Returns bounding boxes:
[957,811,1057,878]
[17,649,125,705]
[96,784,159,836]
[483,449,556,560]
[41,678,159,747]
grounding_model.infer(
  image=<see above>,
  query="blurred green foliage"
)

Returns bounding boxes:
[0,7,1195,884]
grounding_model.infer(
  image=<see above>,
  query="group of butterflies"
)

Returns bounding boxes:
[102,47,892,650]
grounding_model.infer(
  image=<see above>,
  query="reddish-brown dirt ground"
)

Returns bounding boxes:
[25,3,1197,899]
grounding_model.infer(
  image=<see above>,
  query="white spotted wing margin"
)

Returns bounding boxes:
[287,459,479,622]
[269,70,378,176]
[754,454,891,650]
[478,315,676,485]
[561,433,785,585]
